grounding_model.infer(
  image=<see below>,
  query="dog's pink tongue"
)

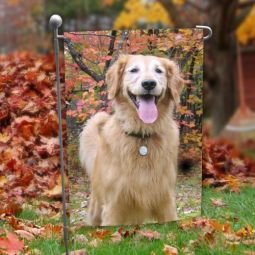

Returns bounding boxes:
[137,96,158,124]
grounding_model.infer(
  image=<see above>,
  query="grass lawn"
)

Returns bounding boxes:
[22,186,255,255]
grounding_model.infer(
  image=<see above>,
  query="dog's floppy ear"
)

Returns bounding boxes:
[161,58,184,105]
[105,55,128,100]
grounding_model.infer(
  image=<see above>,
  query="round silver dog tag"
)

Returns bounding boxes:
[139,145,148,156]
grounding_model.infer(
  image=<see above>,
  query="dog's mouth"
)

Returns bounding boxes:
[128,90,159,124]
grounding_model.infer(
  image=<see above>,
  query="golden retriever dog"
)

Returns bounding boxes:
[79,54,183,226]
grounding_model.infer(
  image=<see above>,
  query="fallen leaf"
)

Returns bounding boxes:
[43,224,62,237]
[0,201,22,215]
[43,173,68,199]
[242,239,255,245]
[15,229,34,241]
[137,230,161,240]
[166,232,176,241]
[163,244,178,255]
[110,231,122,243]
[90,229,112,240]
[30,248,42,255]
[244,251,255,255]
[0,230,24,255]
[65,249,87,255]
[0,176,7,188]
[88,239,102,248]
[211,198,226,207]
[73,234,88,244]
[236,225,254,238]
[0,133,11,143]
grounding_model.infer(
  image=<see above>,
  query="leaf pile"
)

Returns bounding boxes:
[179,217,255,251]
[202,134,255,192]
[0,52,66,214]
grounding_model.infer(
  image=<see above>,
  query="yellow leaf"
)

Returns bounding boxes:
[0,176,7,188]
[0,133,11,143]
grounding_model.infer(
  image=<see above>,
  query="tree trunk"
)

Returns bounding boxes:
[207,44,238,134]
[205,0,239,135]
[160,0,244,135]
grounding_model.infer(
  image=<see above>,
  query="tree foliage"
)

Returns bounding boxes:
[112,0,255,45]
[237,5,255,44]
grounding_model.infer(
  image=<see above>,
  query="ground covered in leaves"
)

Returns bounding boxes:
[0,52,255,255]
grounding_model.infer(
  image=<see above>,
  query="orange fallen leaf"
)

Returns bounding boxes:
[0,176,7,188]
[43,173,68,199]
[163,244,178,255]
[43,224,62,237]
[91,229,112,240]
[236,225,254,238]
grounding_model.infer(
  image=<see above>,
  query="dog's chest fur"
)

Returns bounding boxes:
[98,116,178,209]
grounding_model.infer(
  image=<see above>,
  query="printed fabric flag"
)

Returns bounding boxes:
[64,29,203,226]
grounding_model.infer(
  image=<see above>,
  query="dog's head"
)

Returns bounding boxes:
[106,54,183,124]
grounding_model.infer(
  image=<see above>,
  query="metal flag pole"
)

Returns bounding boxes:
[48,13,212,255]
[49,14,69,255]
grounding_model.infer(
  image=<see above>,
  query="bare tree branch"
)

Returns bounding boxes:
[111,30,129,62]
[64,37,104,82]
[103,30,117,74]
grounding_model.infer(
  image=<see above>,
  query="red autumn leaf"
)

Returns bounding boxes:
[0,230,24,255]
[39,110,59,137]
[0,201,22,216]
[91,229,112,240]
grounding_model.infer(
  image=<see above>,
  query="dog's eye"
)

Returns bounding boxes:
[155,68,163,74]
[130,68,139,73]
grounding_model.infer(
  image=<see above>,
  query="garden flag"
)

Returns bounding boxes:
[64,29,203,226]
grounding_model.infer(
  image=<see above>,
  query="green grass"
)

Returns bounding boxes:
[18,208,38,221]
[13,186,255,254]
[202,186,255,230]
[29,236,65,255]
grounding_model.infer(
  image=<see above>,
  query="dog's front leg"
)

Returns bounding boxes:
[154,196,177,223]
[101,203,125,226]
[87,194,102,226]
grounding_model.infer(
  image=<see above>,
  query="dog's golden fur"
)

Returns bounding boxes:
[79,55,183,226]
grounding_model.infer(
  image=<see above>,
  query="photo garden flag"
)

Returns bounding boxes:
[64,29,203,226]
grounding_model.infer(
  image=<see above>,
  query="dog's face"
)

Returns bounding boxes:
[106,55,183,124]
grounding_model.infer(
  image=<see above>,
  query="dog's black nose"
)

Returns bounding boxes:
[142,80,156,91]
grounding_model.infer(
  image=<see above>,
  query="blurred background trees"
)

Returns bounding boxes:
[1,0,255,135]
